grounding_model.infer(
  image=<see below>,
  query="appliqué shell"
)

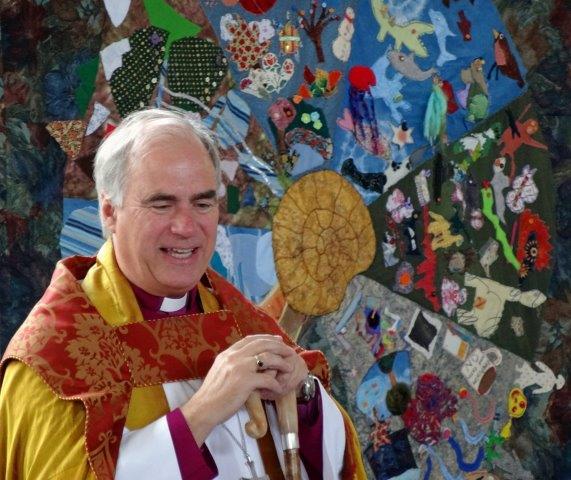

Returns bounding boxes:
[272,171,376,315]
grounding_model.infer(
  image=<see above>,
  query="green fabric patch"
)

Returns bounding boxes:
[226,185,240,214]
[110,27,167,117]
[143,0,201,56]
[167,37,228,112]
[75,57,99,117]
[362,93,555,360]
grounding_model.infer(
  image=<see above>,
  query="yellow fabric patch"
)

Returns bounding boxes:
[82,239,143,326]
[0,361,95,480]
[125,385,170,430]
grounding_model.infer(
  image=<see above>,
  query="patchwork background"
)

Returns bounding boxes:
[1,0,569,478]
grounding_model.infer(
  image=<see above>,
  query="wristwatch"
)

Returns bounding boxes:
[297,373,317,402]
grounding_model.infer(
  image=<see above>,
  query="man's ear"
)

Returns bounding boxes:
[100,195,118,234]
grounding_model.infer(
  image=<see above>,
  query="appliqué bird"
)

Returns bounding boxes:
[488,29,524,87]
[457,10,472,41]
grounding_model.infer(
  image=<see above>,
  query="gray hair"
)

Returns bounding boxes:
[93,108,221,236]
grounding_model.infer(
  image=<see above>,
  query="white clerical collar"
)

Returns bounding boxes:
[160,293,188,313]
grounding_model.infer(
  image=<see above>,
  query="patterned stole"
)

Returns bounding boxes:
[1,255,329,479]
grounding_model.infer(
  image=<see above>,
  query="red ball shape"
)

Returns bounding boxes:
[239,0,277,14]
[348,65,376,91]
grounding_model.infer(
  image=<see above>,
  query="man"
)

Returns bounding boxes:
[0,109,365,479]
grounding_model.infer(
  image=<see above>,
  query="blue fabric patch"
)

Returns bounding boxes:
[203,0,526,206]
[60,200,104,258]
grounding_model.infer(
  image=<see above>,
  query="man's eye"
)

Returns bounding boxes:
[196,201,215,210]
[152,204,170,210]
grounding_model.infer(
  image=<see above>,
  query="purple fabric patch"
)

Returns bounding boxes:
[298,384,324,479]
[166,408,218,480]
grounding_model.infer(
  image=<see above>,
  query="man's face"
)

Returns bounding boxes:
[101,133,219,297]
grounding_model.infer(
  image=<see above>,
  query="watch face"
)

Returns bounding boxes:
[301,374,317,402]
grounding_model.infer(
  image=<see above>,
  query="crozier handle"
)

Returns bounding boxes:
[275,390,302,480]
[244,390,267,439]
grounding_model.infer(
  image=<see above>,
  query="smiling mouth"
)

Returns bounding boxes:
[161,247,198,259]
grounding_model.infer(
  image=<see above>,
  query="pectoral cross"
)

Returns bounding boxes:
[240,456,270,480]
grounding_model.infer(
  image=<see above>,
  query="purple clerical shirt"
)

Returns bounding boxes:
[131,283,324,479]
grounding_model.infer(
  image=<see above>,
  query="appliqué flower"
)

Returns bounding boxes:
[240,54,295,98]
[441,277,467,317]
[301,111,322,130]
[394,261,414,294]
[386,189,414,224]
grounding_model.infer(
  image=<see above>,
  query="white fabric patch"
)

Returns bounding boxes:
[100,38,131,81]
[220,160,240,182]
[85,102,111,136]
[116,417,180,480]
[160,293,188,313]
[103,0,131,27]
[215,225,235,278]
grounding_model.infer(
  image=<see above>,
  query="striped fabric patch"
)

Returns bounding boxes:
[60,205,105,258]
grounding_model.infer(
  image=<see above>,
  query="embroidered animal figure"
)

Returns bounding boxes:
[345,65,393,159]
[423,75,448,144]
[332,7,355,62]
[370,49,412,122]
[499,104,547,178]
[371,0,435,58]
[457,273,546,338]
[514,361,565,395]
[479,238,499,277]
[441,80,459,113]
[340,157,410,194]
[459,58,489,123]
[387,49,436,81]
[428,211,464,250]
[457,10,472,41]
[459,128,496,156]
[489,29,524,87]
[491,156,510,224]
[428,9,457,66]
[382,233,400,267]
[457,127,497,170]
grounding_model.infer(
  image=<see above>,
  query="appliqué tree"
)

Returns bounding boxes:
[296,1,340,63]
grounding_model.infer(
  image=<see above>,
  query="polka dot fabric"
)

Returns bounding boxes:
[110,27,167,117]
[168,37,228,112]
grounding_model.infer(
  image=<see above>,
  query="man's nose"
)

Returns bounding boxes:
[170,207,197,236]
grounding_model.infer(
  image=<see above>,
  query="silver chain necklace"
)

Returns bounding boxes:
[187,381,269,480]
[220,411,269,480]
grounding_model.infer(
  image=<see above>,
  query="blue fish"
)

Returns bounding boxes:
[428,9,457,67]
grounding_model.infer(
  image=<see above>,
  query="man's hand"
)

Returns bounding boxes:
[180,334,306,445]
[258,347,308,401]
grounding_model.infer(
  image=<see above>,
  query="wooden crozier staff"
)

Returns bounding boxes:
[242,290,317,480]
[244,370,301,480]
